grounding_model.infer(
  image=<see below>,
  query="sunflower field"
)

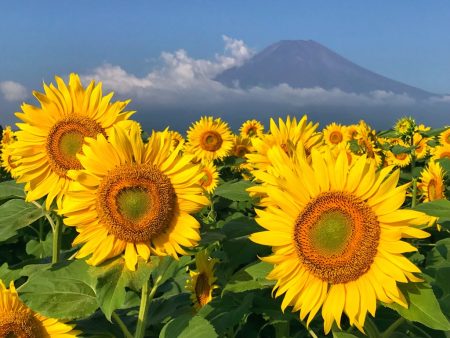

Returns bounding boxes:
[1,74,450,338]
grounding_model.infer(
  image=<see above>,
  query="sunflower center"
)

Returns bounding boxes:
[329,131,343,144]
[46,116,105,177]
[200,170,213,188]
[195,273,211,307]
[200,131,223,152]
[446,134,450,144]
[427,179,443,201]
[235,145,249,157]
[440,151,450,159]
[395,153,408,160]
[309,211,353,256]
[117,188,152,222]
[247,127,257,137]
[97,164,176,243]
[294,191,380,284]
[0,310,43,338]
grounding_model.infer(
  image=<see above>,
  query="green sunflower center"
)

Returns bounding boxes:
[309,210,352,256]
[97,164,176,243]
[201,131,223,152]
[46,116,105,177]
[0,310,43,338]
[247,127,257,137]
[294,191,380,284]
[117,188,152,222]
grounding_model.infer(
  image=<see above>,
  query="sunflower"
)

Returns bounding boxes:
[439,128,450,146]
[346,124,359,140]
[186,251,218,308]
[185,116,234,163]
[199,162,219,194]
[60,123,209,271]
[394,117,415,136]
[418,161,446,202]
[0,280,80,337]
[247,115,322,172]
[1,126,18,176]
[431,144,450,161]
[323,123,348,146]
[249,146,431,334]
[240,119,264,139]
[232,135,253,158]
[413,133,429,160]
[386,151,411,168]
[11,73,134,210]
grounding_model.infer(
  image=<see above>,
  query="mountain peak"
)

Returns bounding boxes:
[215,40,433,98]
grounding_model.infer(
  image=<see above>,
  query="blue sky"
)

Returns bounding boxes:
[1,1,449,128]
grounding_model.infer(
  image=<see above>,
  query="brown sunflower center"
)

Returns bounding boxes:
[0,310,43,338]
[446,133,450,144]
[200,131,223,152]
[440,151,450,159]
[46,116,105,177]
[200,169,213,188]
[329,131,343,144]
[235,145,249,157]
[195,273,211,307]
[294,191,380,284]
[97,164,176,243]
[395,153,408,161]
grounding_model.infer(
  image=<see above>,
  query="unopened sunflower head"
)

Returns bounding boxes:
[394,116,416,137]
[249,145,432,334]
[0,280,80,337]
[185,116,234,163]
[10,73,134,210]
[60,122,209,271]
[186,250,219,309]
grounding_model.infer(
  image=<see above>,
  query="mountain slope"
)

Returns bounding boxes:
[215,40,434,99]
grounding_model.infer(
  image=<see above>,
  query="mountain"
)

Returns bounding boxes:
[215,40,434,99]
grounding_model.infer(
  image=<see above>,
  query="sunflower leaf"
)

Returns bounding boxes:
[90,258,153,321]
[383,282,450,330]
[414,199,450,223]
[0,199,44,242]
[20,260,98,320]
[0,180,26,200]
[222,261,274,295]
[159,314,218,338]
[214,180,255,201]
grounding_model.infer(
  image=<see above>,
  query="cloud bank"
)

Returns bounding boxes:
[0,81,27,102]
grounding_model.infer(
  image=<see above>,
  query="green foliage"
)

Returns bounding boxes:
[160,314,218,338]
[0,199,45,242]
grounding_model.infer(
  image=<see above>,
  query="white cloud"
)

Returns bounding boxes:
[0,81,27,102]
[81,35,418,115]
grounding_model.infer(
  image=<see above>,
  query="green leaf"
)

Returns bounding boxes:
[0,199,44,242]
[384,282,450,330]
[391,144,412,155]
[414,199,450,222]
[160,314,217,338]
[223,261,274,294]
[214,180,254,201]
[0,263,21,284]
[90,258,153,320]
[20,260,98,319]
[437,158,450,174]
[26,232,53,259]
[332,332,359,338]
[0,180,25,200]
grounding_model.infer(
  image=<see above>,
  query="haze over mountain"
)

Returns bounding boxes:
[216,40,435,99]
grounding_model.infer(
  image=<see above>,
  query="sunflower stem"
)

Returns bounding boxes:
[134,274,163,338]
[411,178,418,208]
[112,312,133,338]
[51,214,62,264]
[364,317,381,338]
[382,317,405,338]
